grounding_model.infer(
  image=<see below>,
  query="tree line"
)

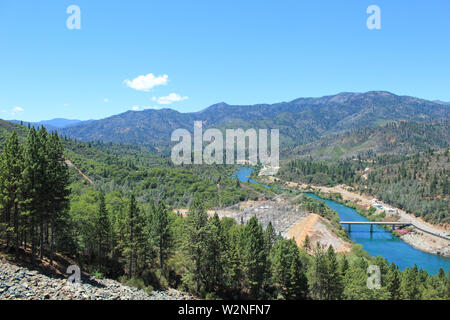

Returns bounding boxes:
[0,128,70,264]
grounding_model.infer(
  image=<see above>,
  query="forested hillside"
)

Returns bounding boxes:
[359,150,449,224]
[286,120,449,160]
[60,91,449,151]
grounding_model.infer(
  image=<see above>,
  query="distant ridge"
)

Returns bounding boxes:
[55,91,448,149]
[433,100,450,105]
[7,92,449,153]
[9,118,92,131]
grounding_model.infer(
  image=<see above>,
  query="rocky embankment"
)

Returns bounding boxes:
[0,259,193,300]
[401,230,450,258]
[287,214,352,253]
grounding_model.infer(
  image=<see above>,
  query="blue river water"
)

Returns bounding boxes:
[234,167,450,274]
[234,166,271,188]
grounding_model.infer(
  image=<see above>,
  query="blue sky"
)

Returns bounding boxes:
[0,0,449,122]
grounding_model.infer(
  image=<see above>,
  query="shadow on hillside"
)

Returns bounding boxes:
[0,244,106,289]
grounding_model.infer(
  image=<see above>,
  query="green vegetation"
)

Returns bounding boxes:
[0,123,448,300]
[361,150,449,224]
[290,120,449,160]
[279,149,449,224]
[0,128,70,264]
[278,159,362,186]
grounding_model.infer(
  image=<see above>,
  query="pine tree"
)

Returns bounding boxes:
[37,127,49,260]
[288,246,308,300]
[47,131,70,265]
[205,213,226,295]
[386,263,401,300]
[22,128,42,264]
[151,202,173,273]
[270,238,307,300]
[303,234,311,251]
[339,255,349,277]
[325,245,343,300]
[308,243,328,300]
[184,197,210,294]
[96,192,110,271]
[263,221,276,253]
[223,224,244,298]
[124,194,139,278]
[0,132,23,259]
[401,264,420,300]
[241,216,266,298]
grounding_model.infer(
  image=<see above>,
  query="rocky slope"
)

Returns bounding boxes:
[0,259,193,300]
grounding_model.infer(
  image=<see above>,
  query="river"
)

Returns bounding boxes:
[235,167,450,274]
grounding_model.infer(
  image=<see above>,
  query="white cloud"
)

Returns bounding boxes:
[12,106,24,114]
[104,98,109,103]
[143,106,160,110]
[130,105,160,111]
[1,106,25,117]
[124,73,168,91]
[64,103,69,107]
[153,93,188,105]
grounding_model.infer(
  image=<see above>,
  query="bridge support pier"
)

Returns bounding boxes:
[370,224,373,234]
[348,224,351,233]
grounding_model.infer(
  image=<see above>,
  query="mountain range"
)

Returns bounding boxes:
[8,91,450,155]
[10,118,90,131]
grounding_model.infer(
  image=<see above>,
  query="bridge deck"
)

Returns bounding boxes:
[340,221,412,225]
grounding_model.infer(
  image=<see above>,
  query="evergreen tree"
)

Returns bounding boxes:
[46,131,70,265]
[184,197,211,294]
[325,245,343,300]
[270,238,307,300]
[308,243,328,300]
[401,265,420,300]
[0,132,23,259]
[386,263,401,300]
[204,213,226,295]
[339,255,349,277]
[37,127,49,260]
[303,234,311,251]
[22,128,42,264]
[124,194,139,278]
[96,192,110,271]
[241,216,266,298]
[151,202,173,273]
[288,248,308,300]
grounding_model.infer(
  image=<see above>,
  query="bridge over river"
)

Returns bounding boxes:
[340,221,412,233]
[340,221,450,241]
